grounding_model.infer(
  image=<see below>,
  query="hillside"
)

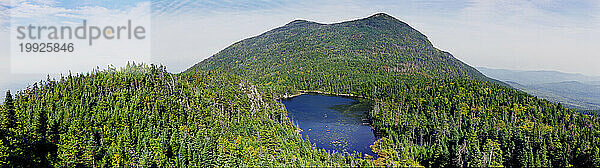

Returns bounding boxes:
[188,13,498,84]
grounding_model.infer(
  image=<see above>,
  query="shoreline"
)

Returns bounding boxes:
[279,90,368,100]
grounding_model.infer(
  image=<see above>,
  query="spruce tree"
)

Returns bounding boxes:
[1,91,18,166]
[1,90,16,129]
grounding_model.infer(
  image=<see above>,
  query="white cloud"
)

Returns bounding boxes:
[9,1,69,18]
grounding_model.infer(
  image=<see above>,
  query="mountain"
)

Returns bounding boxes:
[188,13,499,84]
[478,67,600,110]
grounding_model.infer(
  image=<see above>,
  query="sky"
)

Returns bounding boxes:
[1,0,600,96]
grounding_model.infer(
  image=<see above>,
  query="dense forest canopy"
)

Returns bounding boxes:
[1,64,393,167]
[1,13,599,167]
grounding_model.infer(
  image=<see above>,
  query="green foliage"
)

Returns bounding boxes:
[0,90,26,167]
[2,90,16,129]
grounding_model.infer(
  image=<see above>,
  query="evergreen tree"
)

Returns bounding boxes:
[34,109,49,166]
[0,90,18,166]
[2,90,16,129]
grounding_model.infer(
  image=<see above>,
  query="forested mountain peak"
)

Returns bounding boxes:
[273,13,425,46]
[368,12,395,19]
[188,13,499,83]
[340,12,415,31]
[284,13,413,30]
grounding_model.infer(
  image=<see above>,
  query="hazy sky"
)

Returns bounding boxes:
[1,0,600,95]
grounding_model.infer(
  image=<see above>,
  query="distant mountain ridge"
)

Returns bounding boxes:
[477,67,600,85]
[478,67,600,110]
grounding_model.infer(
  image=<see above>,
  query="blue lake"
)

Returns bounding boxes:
[281,94,377,157]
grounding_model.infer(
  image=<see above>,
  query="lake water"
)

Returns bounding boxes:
[281,94,377,157]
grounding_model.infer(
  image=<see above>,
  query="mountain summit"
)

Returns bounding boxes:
[188,13,497,83]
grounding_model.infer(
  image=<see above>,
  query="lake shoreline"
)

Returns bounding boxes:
[280,90,369,100]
